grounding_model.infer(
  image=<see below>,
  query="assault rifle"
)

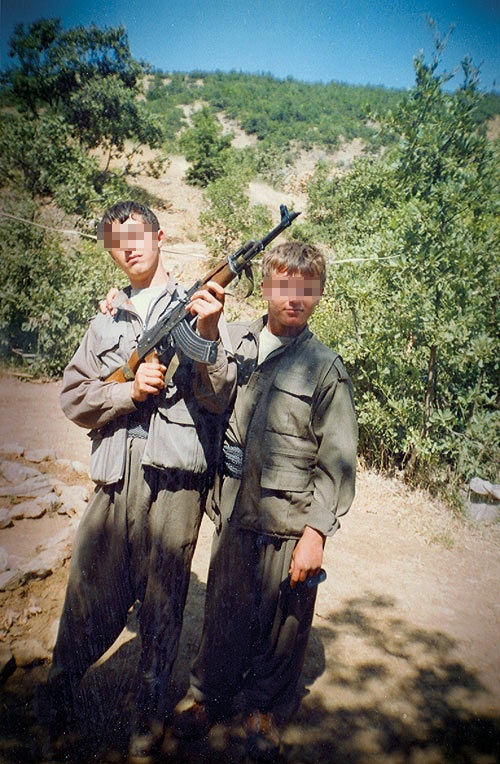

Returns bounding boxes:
[106,204,300,383]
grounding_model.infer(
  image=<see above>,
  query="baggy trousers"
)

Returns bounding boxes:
[49,437,204,713]
[190,477,317,713]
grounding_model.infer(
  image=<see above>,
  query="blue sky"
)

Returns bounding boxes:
[1,0,499,91]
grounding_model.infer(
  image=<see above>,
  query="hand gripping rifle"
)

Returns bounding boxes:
[105,204,300,383]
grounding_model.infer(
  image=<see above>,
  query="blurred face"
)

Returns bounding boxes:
[262,269,323,337]
[100,217,164,288]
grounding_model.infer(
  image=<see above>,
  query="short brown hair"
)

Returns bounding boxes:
[97,201,160,240]
[262,242,327,287]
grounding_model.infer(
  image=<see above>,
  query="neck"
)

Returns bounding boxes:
[265,318,305,338]
[130,262,168,290]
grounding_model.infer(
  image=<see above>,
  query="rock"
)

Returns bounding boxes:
[467,502,500,525]
[55,458,89,475]
[71,460,89,475]
[0,569,25,591]
[0,461,42,483]
[46,619,60,651]
[54,483,91,503]
[9,499,46,521]
[6,553,23,570]
[8,492,60,521]
[469,476,500,501]
[0,474,53,498]
[11,638,49,667]
[24,448,57,463]
[58,498,87,517]
[0,508,13,529]
[22,532,74,580]
[46,526,76,562]
[21,552,54,581]
[54,484,90,516]
[54,458,73,470]
[0,444,24,458]
[50,524,77,548]
[0,546,10,572]
[0,645,16,681]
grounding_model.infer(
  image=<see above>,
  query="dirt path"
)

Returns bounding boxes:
[0,376,499,763]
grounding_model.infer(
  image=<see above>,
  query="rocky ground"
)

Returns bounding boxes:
[1,136,499,763]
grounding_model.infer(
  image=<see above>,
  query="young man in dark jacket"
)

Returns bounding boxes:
[173,242,357,761]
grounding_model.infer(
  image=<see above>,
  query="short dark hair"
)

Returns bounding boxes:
[262,242,327,287]
[97,201,160,239]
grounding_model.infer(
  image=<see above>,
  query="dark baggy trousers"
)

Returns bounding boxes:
[190,477,317,713]
[49,437,204,714]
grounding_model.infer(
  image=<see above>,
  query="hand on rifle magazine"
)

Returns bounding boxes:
[185,280,225,341]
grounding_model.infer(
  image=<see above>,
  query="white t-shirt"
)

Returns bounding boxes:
[258,325,294,365]
[129,285,165,322]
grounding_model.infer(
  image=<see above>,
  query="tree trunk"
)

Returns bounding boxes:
[422,344,437,437]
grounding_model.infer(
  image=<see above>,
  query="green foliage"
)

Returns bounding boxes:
[2,18,164,157]
[147,70,405,152]
[145,72,193,142]
[0,19,168,219]
[179,106,233,186]
[193,71,400,149]
[0,112,99,215]
[308,43,499,490]
[0,198,118,376]
[200,159,272,257]
[66,75,164,153]
[145,64,500,154]
[0,111,139,217]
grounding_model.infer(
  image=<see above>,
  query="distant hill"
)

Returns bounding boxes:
[145,70,500,150]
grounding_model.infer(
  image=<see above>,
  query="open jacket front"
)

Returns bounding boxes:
[218,317,358,538]
[60,282,235,484]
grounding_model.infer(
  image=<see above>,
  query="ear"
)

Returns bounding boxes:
[157,228,165,247]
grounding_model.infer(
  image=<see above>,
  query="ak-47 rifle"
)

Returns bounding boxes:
[106,204,300,384]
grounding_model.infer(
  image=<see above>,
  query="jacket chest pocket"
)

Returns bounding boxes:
[96,329,133,379]
[266,371,316,438]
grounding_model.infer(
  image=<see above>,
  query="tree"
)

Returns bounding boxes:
[0,196,118,375]
[2,18,163,160]
[199,156,272,259]
[306,32,499,492]
[179,106,233,186]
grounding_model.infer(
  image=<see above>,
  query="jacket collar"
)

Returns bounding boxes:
[110,273,178,314]
[246,315,313,346]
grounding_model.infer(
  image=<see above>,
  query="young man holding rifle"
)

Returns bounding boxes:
[40,200,235,760]
[173,241,358,761]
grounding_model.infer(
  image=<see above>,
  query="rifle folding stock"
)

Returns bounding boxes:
[105,204,300,383]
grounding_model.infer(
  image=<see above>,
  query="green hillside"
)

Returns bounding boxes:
[145,70,407,149]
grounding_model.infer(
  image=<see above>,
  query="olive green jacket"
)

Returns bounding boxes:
[220,317,358,538]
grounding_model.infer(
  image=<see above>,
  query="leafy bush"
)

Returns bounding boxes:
[200,159,272,257]
[179,106,233,186]
[0,199,118,375]
[308,49,499,491]
[0,112,100,213]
